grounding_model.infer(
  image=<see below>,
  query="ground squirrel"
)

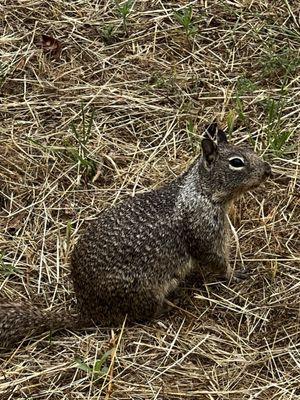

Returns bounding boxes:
[0,124,272,347]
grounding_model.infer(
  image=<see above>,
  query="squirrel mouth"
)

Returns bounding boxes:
[248,179,268,191]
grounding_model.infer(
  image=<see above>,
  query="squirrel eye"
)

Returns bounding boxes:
[229,157,245,169]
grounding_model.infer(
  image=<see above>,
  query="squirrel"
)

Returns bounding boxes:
[0,124,272,347]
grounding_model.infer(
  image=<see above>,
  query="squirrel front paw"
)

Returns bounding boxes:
[231,269,249,282]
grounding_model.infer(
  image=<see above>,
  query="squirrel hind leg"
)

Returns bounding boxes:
[75,278,180,326]
[77,292,166,327]
[134,280,180,322]
[134,294,166,323]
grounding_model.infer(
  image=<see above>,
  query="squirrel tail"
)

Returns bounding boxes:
[0,301,81,348]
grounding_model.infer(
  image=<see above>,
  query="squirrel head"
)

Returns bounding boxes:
[199,124,272,203]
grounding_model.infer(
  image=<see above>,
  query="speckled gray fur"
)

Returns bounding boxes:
[0,124,272,347]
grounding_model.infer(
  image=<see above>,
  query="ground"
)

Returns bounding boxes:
[0,1,300,399]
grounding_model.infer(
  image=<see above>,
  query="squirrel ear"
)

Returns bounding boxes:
[204,123,228,143]
[201,138,218,166]
[216,128,227,143]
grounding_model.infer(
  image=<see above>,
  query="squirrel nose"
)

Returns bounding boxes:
[264,162,273,179]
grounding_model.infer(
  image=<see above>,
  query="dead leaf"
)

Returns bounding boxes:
[15,57,27,71]
[40,34,62,59]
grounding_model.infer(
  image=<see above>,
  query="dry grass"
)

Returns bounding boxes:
[0,1,300,399]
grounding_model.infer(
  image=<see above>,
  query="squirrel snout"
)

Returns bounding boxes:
[263,162,273,179]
